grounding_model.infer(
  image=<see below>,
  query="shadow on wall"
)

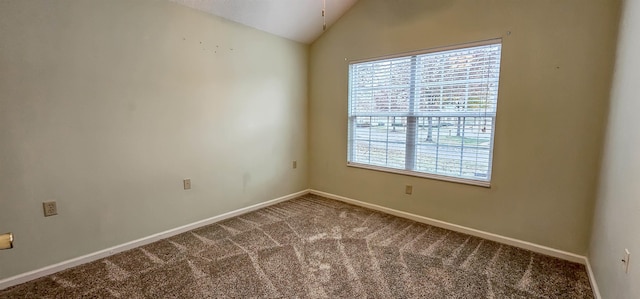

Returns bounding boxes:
[361,0,454,25]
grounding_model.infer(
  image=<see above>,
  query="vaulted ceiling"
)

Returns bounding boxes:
[169,0,359,44]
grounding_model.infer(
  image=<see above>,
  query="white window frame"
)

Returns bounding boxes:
[347,39,503,187]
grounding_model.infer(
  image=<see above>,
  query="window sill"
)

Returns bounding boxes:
[346,162,491,188]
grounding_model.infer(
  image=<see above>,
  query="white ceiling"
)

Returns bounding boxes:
[170,0,359,44]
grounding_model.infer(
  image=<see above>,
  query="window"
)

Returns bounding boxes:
[347,40,502,186]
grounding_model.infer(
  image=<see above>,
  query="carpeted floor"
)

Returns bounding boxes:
[0,194,593,298]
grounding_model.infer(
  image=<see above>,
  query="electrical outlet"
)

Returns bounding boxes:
[183,179,191,190]
[42,201,57,217]
[622,249,631,274]
[405,185,413,195]
[0,232,13,250]
[292,161,297,169]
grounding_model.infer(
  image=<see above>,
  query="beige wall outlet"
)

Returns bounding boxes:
[0,232,13,250]
[183,179,191,190]
[292,160,297,169]
[43,201,57,217]
[405,185,413,195]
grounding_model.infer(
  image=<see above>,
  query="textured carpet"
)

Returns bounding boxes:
[0,194,593,298]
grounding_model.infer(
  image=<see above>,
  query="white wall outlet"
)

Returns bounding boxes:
[405,185,413,195]
[183,179,191,190]
[292,160,297,169]
[622,248,631,274]
[43,201,57,217]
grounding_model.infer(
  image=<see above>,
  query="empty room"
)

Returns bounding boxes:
[0,0,638,298]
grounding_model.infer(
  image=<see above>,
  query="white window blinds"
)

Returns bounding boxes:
[347,40,502,184]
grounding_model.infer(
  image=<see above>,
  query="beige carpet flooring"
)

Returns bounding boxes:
[0,194,594,298]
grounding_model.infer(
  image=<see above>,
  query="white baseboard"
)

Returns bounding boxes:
[585,259,602,299]
[0,189,310,290]
[310,189,587,265]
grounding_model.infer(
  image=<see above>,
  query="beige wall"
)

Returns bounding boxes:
[309,0,619,254]
[589,0,640,297]
[0,0,308,280]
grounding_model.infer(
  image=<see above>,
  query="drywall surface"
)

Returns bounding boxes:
[309,0,619,254]
[0,0,307,280]
[589,0,640,297]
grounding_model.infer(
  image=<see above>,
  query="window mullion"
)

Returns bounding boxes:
[459,116,466,176]
[368,117,372,163]
[434,117,441,173]
[406,56,418,171]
